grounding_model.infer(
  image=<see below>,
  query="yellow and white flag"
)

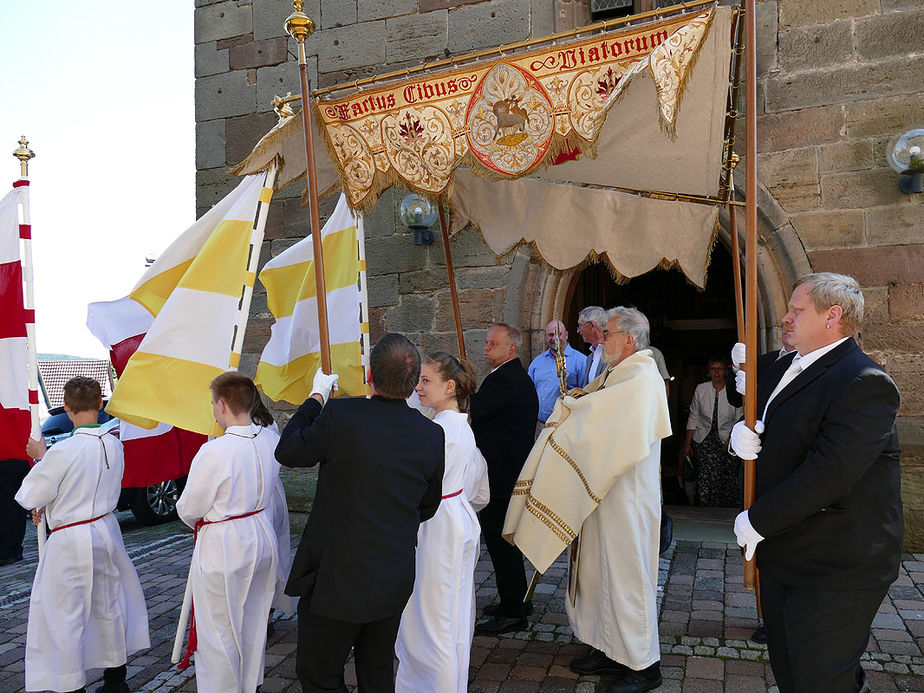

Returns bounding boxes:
[105,174,269,435]
[256,194,364,403]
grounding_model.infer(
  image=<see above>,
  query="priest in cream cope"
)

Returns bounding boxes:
[504,307,671,693]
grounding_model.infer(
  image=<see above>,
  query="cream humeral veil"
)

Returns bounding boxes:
[503,350,671,573]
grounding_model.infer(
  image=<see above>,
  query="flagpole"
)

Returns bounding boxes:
[357,215,372,396]
[743,0,759,591]
[286,1,332,374]
[13,136,45,555]
[229,164,278,372]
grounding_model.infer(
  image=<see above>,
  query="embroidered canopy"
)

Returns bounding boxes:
[233,2,736,288]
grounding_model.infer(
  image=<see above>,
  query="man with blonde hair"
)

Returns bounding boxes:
[731,272,902,693]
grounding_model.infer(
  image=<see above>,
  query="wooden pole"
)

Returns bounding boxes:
[286,1,331,373]
[436,200,466,359]
[728,163,745,340]
[743,0,759,591]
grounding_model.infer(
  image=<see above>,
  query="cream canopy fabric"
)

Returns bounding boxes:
[231,4,733,287]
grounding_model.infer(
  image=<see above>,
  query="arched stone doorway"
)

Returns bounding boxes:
[563,244,740,500]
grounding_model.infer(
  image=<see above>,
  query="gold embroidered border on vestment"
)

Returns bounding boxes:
[524,494,576,544]
[513,479,533,495]
[548,434,603,504]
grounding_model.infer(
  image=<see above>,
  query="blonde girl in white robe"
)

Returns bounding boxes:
[176,372,281,693]
[395,353,490,693]
[16,376,149,693]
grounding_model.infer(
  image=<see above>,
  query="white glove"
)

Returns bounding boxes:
[734,510,764,561]
[735,369,746,396]
[731,342,746,371]
[730,420,764,460]
[310,369,339,405]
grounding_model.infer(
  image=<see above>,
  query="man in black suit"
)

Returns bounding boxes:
[471,323,540,634]
[275,333,445,693]
[730,272,902,693]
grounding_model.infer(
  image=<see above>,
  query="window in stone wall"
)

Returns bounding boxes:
[590,0,678,20]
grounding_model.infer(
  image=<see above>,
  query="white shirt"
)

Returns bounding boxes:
[588,344,604,381]
[762,337,848,418]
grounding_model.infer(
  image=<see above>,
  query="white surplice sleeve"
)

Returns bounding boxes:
[15,447,68,510]
[466,446,490,512]
[176,444,221,529]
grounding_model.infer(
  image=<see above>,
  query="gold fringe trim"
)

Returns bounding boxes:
[652,4,717,139]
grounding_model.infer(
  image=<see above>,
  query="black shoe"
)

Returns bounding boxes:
[94,664,128,693]
[605,662,662,693]
[569,649,630,676]
[483,600,534,617]
[750,625,767,644]
[474,615,528,635]
[0,555,22,567]
[94,685,128,693]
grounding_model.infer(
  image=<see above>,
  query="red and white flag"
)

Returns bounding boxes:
[0,183,32,461]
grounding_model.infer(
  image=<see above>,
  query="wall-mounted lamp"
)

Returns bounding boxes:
[887,127,924,194]
[399,193,437,245]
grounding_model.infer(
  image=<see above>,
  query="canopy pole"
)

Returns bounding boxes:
[436,200,466,359]
[286,1,331,374]
[728,159,744,339]
[743,0,759,591]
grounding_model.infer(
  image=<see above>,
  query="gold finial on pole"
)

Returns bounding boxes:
[13,136,35,178]
[285,1,315,44]
[286,0,332,374]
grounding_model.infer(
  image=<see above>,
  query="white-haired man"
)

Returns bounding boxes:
[731,272,902,693]
[577,306,607,385]
[504,307,671,693]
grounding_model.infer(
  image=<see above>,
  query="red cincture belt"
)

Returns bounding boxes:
[193,508,264,537]
[178,507,265,671]
[442,489,463,499]
[50,513,108,534]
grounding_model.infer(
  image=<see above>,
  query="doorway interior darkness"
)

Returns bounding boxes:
[563,241,740,504]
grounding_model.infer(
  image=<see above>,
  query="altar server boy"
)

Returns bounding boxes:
[176,372,280,693]
[16,376,150,693]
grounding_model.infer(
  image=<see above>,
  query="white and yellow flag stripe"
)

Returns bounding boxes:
[107,174,269,435]
[256,194,364,404]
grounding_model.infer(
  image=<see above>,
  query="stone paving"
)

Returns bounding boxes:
[1,512,923,692]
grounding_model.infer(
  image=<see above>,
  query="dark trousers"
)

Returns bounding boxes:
[296,598,401,693]
[760,573,886,693]
[479,496,528,618]
[0,459,30,560]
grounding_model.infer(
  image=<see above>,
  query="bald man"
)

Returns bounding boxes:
[527,320,588,424]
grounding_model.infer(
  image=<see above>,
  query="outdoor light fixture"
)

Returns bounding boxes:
[886,127,924,194]
[399,193,437,245]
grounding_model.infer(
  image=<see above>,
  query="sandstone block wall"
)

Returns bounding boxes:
[194,0,922,542]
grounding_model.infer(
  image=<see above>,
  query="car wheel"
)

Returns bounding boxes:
[130,478,183,525]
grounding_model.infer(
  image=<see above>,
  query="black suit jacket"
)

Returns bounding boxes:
[275,396,444,623]
[749,338,902,590]
[469,358,539,499]
[725,349,786,408]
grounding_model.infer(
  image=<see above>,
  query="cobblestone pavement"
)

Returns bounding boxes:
[1,513,923,692]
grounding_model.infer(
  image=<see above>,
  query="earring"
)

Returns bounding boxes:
[826,324,831,329]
